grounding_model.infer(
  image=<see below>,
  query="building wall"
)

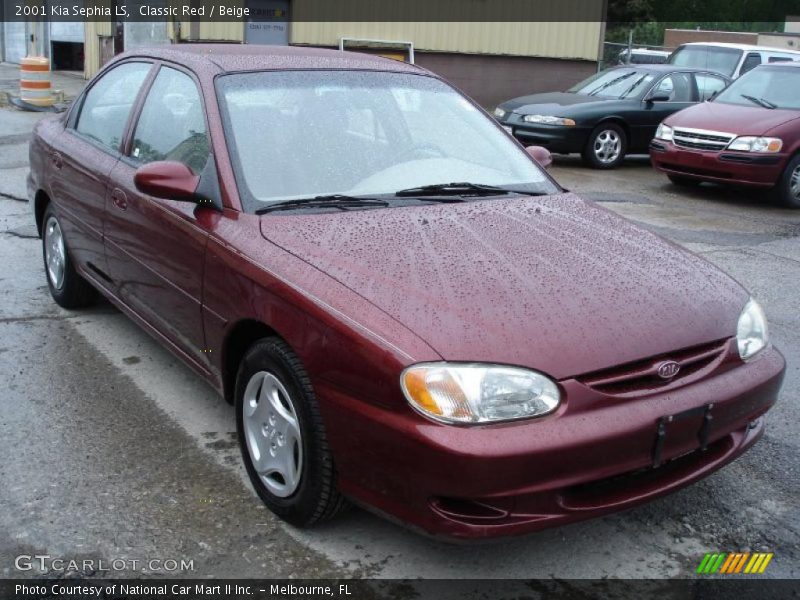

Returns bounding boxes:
[757,33,800,51]
[664,29,757,49]
[291,21,603,61]
[786,17,800,34]
[415,52,594,108]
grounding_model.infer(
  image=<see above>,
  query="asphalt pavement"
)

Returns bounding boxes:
[0,106,798,583]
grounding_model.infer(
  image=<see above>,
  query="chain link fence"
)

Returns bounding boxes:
[600,41,676,72]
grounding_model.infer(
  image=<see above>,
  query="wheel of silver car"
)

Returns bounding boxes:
[774,154,800,209]
[44,215,66,290]
[583,123,627,169]
[41,205,95,309]
[235,337,347,526]
[242,371,303,498]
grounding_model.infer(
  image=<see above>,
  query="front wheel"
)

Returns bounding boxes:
[773,155,800,209]
[42,205,95,308]
[235,337,347,527]
[582,123,627,169]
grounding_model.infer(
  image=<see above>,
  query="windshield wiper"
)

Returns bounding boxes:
[740,94,776,109]
[256,194,389,214]
[396,182,549,198]
[395,182,543,198]
[586,72,636,97]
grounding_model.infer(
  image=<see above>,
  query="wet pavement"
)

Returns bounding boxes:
[0,110,798,581]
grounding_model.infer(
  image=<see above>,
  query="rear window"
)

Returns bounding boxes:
[669,45,743,77]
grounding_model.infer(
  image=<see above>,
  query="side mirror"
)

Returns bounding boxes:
[526,145,553,170]
[134,161,200,201]
[646,93,671,103]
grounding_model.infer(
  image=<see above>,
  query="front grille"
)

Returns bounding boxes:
[578,338,730,397]
[673,128,735,152]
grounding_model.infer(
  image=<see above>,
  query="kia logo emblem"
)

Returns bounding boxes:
[657,361,680,379]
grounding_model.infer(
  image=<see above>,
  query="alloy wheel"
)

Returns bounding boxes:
[791,164,800,201]
[593,129,622,164]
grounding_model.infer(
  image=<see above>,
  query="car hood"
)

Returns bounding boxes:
[665,101,800,135]
[500,92,612,114]
[259,193,747,379]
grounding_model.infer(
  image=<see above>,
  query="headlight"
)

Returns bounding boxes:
[493,107,507,119]
[737,298,769,361]
[400,363,561,424]
[655,123,673,141]
[727,136,783,153]
[521,115,576,126]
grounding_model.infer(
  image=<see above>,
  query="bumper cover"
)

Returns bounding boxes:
[499,117,588,152]
[650,140,788,187]
[319,344,785,540]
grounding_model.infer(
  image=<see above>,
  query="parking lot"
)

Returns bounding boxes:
[1,104,799,582]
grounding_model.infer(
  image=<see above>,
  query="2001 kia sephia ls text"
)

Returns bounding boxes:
[28,45,785,540]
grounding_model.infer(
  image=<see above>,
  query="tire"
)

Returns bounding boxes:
[42,205,95,309]
[235,337,347,527]
[668,174,702,188]
[773,154,800,209]
[582,123,627,169]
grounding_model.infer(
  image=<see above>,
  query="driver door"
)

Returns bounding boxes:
[104,65,212,370]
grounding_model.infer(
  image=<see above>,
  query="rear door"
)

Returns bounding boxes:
[694,72,729,102]
[49,61,152,280]
[635,72,696,149]
[104,64,212,368]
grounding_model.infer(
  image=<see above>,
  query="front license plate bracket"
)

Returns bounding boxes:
[652,403,714,468]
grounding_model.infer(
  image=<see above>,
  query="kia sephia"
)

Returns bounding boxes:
[28,45,785,540]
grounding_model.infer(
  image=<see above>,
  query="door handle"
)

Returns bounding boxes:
[110,188,128,211]
[52,151,63,169]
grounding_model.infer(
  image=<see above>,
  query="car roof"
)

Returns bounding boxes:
[117,44,426,76]
[677,42,800,54]
[610,64,729,75]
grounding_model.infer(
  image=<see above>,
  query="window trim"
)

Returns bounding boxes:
[120,60,212,173]
[67,59,156,159]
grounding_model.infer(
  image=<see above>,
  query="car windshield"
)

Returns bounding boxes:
[669,45,742,77]
[713,66,800,110]
[216,70,558,211]
[567,68,655,98]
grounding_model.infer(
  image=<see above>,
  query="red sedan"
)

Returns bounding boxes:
[29,45,785,540]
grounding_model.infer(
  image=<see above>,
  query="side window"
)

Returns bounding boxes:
[75,62,151,151]
[695,74,728,101]
[653,73,693,102]
[740,52,762,75]
[131,67,209,174]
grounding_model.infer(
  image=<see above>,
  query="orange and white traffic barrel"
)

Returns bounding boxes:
[20,57,54,108]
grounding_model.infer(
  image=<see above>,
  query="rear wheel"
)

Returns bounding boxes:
[42,205,95,308]
[582,123,627,169]
[235,337,347,526]
[667,174,701,188]
[773,155,800,209]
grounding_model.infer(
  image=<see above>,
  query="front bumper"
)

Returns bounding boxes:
[498,116,588,153]
[319,343,785,540]
[650,140,788,187]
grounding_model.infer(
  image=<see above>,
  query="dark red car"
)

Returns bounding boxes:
[29,45,785,540]
[650,62,800,208]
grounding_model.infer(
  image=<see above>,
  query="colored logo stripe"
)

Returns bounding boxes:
[697,552,773,574]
